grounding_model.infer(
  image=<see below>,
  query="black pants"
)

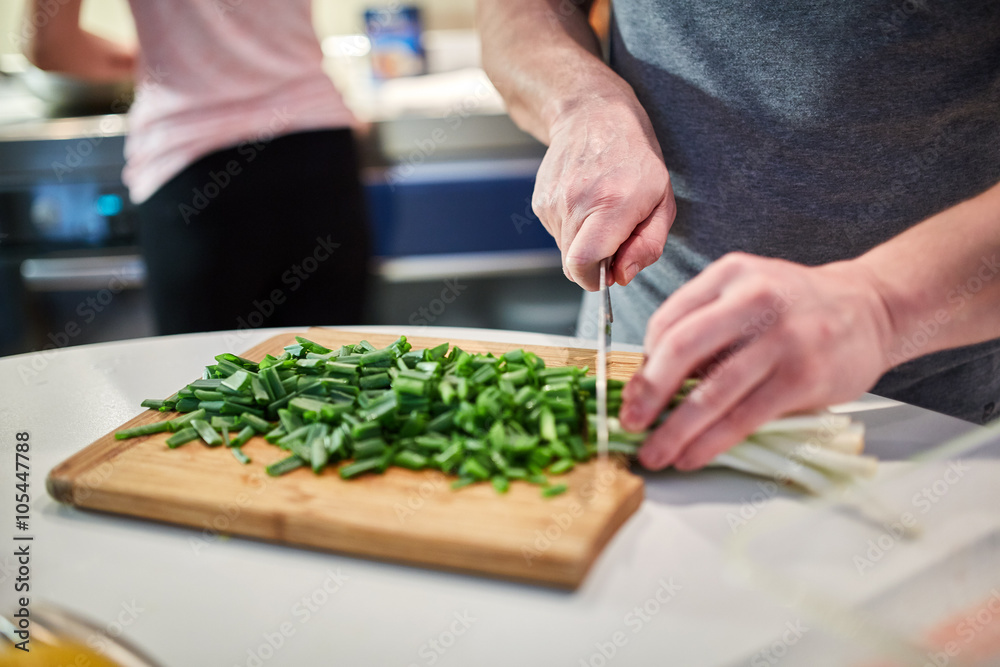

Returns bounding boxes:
[137,128,370,335]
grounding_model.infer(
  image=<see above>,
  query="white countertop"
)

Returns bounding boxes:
[2,326,998,666]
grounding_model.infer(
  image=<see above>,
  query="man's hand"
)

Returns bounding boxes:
[533,98,676,291]
[620,252,896,470]
[478,0,674,291]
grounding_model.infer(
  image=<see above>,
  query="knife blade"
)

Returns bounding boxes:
[596,258,613,462]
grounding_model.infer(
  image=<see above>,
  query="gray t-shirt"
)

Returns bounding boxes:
[578,0,1000,424]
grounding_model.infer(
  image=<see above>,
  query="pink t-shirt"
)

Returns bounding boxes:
[123,0,354,203]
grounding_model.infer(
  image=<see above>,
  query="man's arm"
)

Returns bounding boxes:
[623,182,1000,470]
[862,181,1000,358]
[479,0,606,143]
[478,0,675,290]
[22,0,135,82]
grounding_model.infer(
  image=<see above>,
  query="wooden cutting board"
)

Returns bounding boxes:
[47,328,645,589]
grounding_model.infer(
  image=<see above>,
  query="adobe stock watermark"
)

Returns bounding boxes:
[521,458,629,566]
[749,619,809,666]
[564,262,798,354]
[365,1,406,29]
[179,107,294,224]
[852,460,968,575]
[577,577,682,667]
[511,195,540,235]
[886,254,1000,366]
[923,589,1000,667]
[725,412,846,534]
[221,235,341,351]
[71,461,115,504]
[856,122,954,230]
[85,599,145,656]
[384,79,497,191]
[725,479,783,534]
[696,285,800,387]
[407,278,468,326]
[17,268,142,384]
[50,64,167,182]
[9,0,72,47]
[50,115,126,182]
[190,472,270,555]
[725,458,830,534]
[877,0,931,43]
[235,569,350,667]
[393,471,449,523]
[406,610,477,667]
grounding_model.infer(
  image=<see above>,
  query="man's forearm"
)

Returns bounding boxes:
[478,0,637,144]
[857,181,1000,364]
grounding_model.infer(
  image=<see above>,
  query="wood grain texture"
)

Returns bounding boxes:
[47,328,646,589]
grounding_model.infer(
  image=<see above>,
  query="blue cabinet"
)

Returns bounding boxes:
[363,158,556,258]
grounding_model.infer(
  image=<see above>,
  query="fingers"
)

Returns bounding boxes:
[611,191,676,286]
[636,337,784,470]
[642,253,755,351]
[671,372,802,470]
[621,290,768,432]
[563,210,633,290]
[531,167,626,288]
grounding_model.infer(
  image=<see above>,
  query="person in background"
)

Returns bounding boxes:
[23,0,370,335]
[479,0,1000,469]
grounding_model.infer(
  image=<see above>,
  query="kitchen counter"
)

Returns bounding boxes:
[2,326,999,666]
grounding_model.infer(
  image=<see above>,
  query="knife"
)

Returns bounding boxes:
[596,258,613,462]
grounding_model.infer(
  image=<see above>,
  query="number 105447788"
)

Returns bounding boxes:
[14,431,29,531]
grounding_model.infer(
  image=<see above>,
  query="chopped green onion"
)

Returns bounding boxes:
[231,447,251,464]
[120,335,713,496]
[166,427,199,448]
[115,421,172,440]
[542,484,568,498]
[266,454,305,477]
[394,450,428,470]
[492,475,510,493]
[548,459,575,475]
[229,426,255,449]
[339,458,381,479]
[237,413,273,433]
[190,419,223,447]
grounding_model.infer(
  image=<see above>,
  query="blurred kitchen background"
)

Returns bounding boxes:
[0,0,591,357]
